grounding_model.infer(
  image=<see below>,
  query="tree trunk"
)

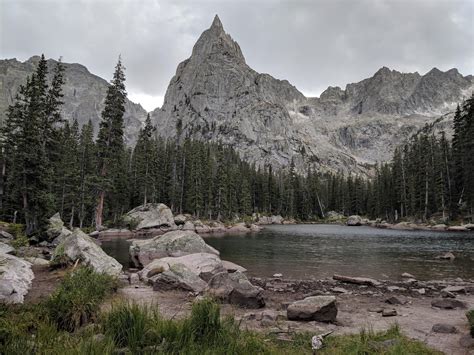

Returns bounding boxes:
[95,190,105,229]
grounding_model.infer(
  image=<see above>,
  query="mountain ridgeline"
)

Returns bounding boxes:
[1,15,473,173]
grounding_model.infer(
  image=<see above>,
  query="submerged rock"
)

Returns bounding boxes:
[222,260,247,273]
[286,296,337,322]
[0,254,34,304]
[436,252,455,261]
[130,230,219,267]
[124,203,176,230]
[54,229,122,276]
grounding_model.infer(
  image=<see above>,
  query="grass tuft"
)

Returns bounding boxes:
[45,266,116,331]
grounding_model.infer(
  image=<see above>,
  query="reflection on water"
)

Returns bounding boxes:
[101,224,474,280]
[205,224,474,280]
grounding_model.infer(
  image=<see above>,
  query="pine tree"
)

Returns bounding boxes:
[95,57,127,228]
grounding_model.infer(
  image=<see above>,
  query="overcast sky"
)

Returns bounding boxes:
[1,0,473,111]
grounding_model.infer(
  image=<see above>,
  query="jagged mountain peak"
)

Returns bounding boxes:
[191,15,245,63]
[210,14,223,31]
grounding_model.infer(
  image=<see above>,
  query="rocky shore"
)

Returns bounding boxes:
[1,205,473,354]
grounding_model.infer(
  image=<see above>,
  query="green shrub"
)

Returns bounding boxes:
[467,309,474,337]
[7,223,29,248]
[45,267,116,331]
[102,302,156,351]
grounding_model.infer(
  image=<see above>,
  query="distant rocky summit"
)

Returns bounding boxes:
[1,15,472,172]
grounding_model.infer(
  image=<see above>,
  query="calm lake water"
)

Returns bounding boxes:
[101,224,474,281]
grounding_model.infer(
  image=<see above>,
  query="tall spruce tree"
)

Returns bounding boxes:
[95,57,127,228]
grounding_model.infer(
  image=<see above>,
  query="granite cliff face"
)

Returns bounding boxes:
[0,56,147,144]
[151,15,474,173]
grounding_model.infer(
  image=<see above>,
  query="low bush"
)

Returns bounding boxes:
[467,309,474,337]
[45,267,117,331]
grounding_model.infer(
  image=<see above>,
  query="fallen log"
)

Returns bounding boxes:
[333,274,381,287]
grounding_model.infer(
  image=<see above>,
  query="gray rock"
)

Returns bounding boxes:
[125,203,176,230]
[174,214,187,225]
[182,221,195,231]
[228,223,250,233]
[271,215,284,224]
[46,213,72,244]
[24,256,50,266]
[221,260,247,273]
[333,274,381,286]
[0,230,14,240]
[0,241,14,255]
[286,296,337,322]
[382,309,397,317]
[401,272,415,279]
[207,271,265,308]
[441,290,456,298]
[140,253,226,283]
[0,254,34,303]
[130,230,219,267]
[431,323,457,334]
[54,229,122,276]
[347,215,362,226]
[436,252,455,260]
[152,263,207,293]
[129,273,140,285]
[441,285,466,294]
[431,298,466,309]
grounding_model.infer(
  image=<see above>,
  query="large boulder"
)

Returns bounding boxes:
[207,271,265,308]
[46,213,72,243]
[228,223,250,233]
[139,252,225,282]
[130,230,219,267]
[0,241,14,255]
[152,263,207,293]
[347,215,362,226]
[174,214,187,225]
[124,203,176,230]
[182,221,195,231]
[54,229,122,276]
[0,254,34,303]
[287,296,337,322]
[271,215,284,224]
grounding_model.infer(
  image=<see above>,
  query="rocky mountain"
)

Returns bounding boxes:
[0,56,147,144]
[151,15,474,173]
[1,16,472,173]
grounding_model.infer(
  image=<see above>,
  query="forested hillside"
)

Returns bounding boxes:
[1,56,472,237]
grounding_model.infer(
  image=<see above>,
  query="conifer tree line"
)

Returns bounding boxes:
[0,56,472,236]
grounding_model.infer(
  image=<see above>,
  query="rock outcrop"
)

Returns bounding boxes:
[0,254,34,303]
[124,203,176,230]
[152,263,207,293]
[53,229,122,276]
[130,230,219,267]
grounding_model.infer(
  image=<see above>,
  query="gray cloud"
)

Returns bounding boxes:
[1,0,473,110]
